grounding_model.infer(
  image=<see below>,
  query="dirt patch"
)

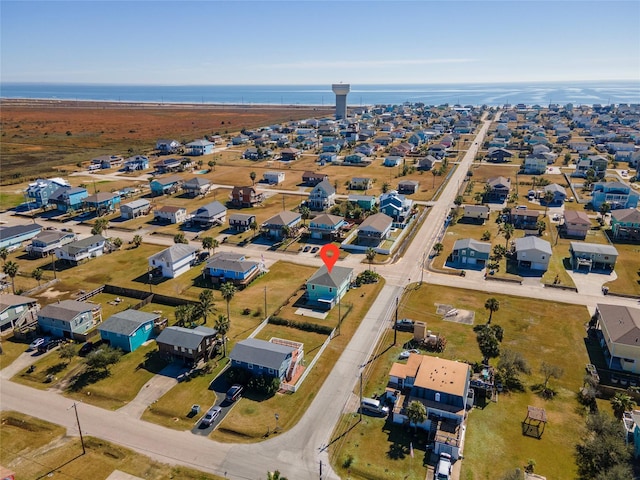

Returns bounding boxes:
[39,287,70,299]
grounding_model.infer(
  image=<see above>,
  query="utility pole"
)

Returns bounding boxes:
[359,371,363,421]
[337,299,341,336]
[393,296,398,346]
[51,253,57,280]
[420,251,426,285]
[282,193,285,211]
[68,402,85,455]
[264,286,267,318]
[319,460,323,479]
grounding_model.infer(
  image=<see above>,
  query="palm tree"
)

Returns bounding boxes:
[32,267,43,286]
[542,191,554,213]
[473,191,484,205]
[484,297,500,324]
[406,400,426,431]
[500,222,514,249]
[431,168,438,188]
[215,313,230,357]
[433,243,444,256]
[365,247,376,270]
[0,247,8,264]
[611,392,635,419]
[250,220,258,238]
[250,171,257,186]
[220,282,237,330]
[3,260,19,294]
[132,234,143,248]
[382,182,390,194]
[175,303,196,327]
[91,217,109,236]
[536,220,546,236]
[300,206,310,224]
[197,289,215,325]
[201,237,214,254]
[281,225,291,239]
[208,159,216,172]
[267,471,288,480]
[174,233,188,244]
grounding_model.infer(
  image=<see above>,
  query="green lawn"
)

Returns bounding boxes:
[0,336,29,370]
[12,343,85,390]
[604,242,640,296]
[330,284,592,480]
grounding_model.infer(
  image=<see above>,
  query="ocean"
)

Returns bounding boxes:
[1,81,639,107]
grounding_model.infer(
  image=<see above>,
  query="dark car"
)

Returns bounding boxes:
[37,338,65,353]
[394,318,415,332]
[225,384,244,403]
[78,341,95,356]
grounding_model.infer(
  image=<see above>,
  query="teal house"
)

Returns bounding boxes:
[98,309,160,352]
[347,194,377,211]
[306,265,353,310]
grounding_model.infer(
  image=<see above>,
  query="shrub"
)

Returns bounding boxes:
[225,366,252,386]
[248,374,280,396]
[268,316,333,335]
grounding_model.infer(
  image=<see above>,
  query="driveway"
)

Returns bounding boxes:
[568,269,617,297]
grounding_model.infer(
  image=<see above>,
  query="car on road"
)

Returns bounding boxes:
[310,246,319,254]
[28,337,50,351]
[225,384,244,403]
[398,349,420,360]
[201,406,222,427]
[303,245,311,252]
[37,338,65,353]
[394,318,415,332]
[435,452,452,480]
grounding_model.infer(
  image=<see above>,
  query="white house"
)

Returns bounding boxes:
[148,244,198,278]
[154,206,188,224]
[263,171,285,185]
[55,235,107,265]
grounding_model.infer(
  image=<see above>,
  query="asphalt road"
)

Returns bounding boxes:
[3,114,640,480]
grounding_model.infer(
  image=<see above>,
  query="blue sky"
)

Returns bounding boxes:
[1,1,639,85]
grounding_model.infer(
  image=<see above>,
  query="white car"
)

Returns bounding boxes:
[436,452,452,480]
[399,349,420,360]
[28,337,50,351]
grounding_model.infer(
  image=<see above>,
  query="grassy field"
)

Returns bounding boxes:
[604,241,640,296]
[0,336,30,370]
[330,284,592,480]
[0,411,223,479]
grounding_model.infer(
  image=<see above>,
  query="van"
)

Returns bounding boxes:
[360,397,389,416]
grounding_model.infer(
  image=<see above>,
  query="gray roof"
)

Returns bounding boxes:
[514,236,552,254]
[544,183,566,194]
[98,309,160,336]
[611,208,640,223]
[0,294,37,312]
[597,304,640,346]
[206,256,259,273]
[0,223,42,241]
[122,199,151,209]
[152,175,182,186]
[463,205,489,213]
[312,180,336,195]
[229,213,255,222]
[183,177,211,188]
[156,325,217,349]
[148,244,198,264]
[32,230,73,244]
[311,213,344,227]
[39,300,98,322]
[58,235,106,255]
[263,211,301,227]
[487,176,511,189]
[192,201,226,218]
[452,238,491,253]
[307,265,353,288]
[359,213,393,233]
[569,242,618,256]
[85,192,119,203]
[230,338,295,370]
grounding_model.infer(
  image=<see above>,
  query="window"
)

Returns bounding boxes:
[470,251,475,257]
[188,348,193,354]
[435,392,441,402]
[269,368,274,374]
[174,345,178,351]
[248,363,253,370]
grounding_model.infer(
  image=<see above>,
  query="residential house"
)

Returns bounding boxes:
[388,354,471,460]
[156,326,218,364]
[485,177,511,203]
[229,213,256,232]
[398,180,419,195]
[0,224,42,251]
[594,304,640,374]
[344,153,369,165]
[49,186,88,212]
[379,190,413,222]
[462,205,490,223]
[150,175,182,196]
[513,236,552,271]
[568,141,592,153]
[592,182,639,210]
[148,244,198,278]
[229,186,264,208]
[190,201,227,227]
[308,180,336,211]
[306,265,353,310]
[487,148,514,163]
[26,230,76,257]
[280,148,301,162]
[510,208,542,230]
[261,211,302,240]
[349,177,373,191]
[383,156,403,167]
[302,171,328,186]
[523,154,548,174]
[309,213,346,240]
[229,337,303,383]
[123,155,149,171]
[154,205,187,224]
[318,152,337,164]
[417,156,438,171]
[610,208,640,241]
[55,235,107,265]
[231,134,250,146]
[562,210,591,239]
[202,252,262,287]
[25,178,70,208]
[0,294,39,332]
[357,213,393,247]
[153,158,182,174]
[348,194,377,211]
[573,155,608,178]
[182,177,212,197]
[427,144,447,159]
[263,171,285,185]
[354,144,376,156]
[569,242,618,272]
[37,299,102,341]
[186,139,214,156]
[84,192,121,215]
[450,238,491,268]
[120,199,151,220]
[92,155,123,169]
[542,184,567,205]
[156,139,181,154]
[98,310,159,353]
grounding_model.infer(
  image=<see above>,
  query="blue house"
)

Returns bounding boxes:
[124,155,149,171]
[318,152,337,164]
[0,294,39,332]
[450,238,491,268]
[379,190,413,222]
[150,175,182,197]
[37,299,102,341]
[186,139,214,156]
[84,192,121,215]
[383,156,403,167]
[49,186,89,213]
[203,252,262,287]
[591,181,639,210]
[25,178,70,208]
[0,224,42,250]
[309,213,346,240]
[348,194,377,211]
[98,309,159,352]
[230,337,303,383]
[306,265,353,310]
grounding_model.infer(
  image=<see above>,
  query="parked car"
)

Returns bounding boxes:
[399,349,420,360]
[303,246,311,253]
[311,246,319,254]
[225,384,244,403]
[436,452,452,480]
[394,318,415,332]
[360,397,389,416]
[200,406,222,427]
[79,341,96,357]
[37,338,65,353]
[28,337,50,351]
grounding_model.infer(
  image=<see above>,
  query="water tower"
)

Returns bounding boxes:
[332,83,350,120]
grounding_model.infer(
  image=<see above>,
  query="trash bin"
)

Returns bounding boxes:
[191,405,200,415]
